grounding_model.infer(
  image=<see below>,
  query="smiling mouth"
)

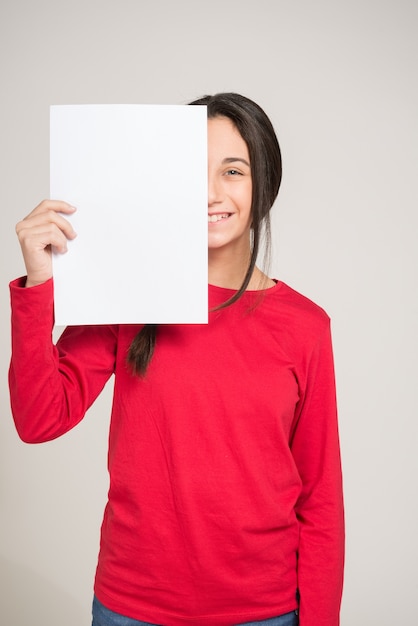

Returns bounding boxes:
[208,213,231,223]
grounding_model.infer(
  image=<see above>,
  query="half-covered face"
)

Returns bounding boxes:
[207,116,252,254]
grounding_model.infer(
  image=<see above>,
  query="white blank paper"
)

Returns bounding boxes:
[50,104,208,326]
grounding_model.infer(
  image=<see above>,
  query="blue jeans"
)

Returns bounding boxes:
[92,595,299,626]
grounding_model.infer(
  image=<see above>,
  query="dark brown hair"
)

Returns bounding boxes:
[128,93,282,376]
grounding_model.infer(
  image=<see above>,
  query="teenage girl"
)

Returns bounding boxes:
[9,93,344,626]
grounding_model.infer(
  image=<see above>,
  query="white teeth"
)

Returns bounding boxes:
[208,213,230,223]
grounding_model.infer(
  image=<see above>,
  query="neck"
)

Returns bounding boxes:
[208,245,274,291]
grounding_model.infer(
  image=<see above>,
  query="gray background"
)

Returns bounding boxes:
[1,1,417,624]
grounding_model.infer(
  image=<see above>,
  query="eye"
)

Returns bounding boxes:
[225,169,242,176]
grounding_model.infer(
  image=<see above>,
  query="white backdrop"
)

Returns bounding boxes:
[1,1,417,624]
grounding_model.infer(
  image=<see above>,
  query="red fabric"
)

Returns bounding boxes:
[9,277,344,626]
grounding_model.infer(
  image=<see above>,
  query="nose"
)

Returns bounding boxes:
[208,171,223,206]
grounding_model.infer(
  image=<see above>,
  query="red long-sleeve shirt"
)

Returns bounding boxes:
[9,277,344,625]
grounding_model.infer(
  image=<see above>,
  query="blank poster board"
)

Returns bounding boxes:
[50,104,208,325]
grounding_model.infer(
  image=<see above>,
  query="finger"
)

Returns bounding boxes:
[17,208,77,241]
[28,199,77,219]
[19,224,71,256]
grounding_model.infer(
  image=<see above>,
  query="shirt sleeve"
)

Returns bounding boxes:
[291,319,345,626]
[8,277,117,443]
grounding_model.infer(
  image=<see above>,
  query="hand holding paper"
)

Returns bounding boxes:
[15,200,78,288]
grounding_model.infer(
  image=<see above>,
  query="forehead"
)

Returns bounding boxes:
[207,116,249,158]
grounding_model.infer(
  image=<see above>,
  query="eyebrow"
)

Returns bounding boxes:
[222,157,250,167]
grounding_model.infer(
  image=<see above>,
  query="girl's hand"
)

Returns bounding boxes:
[15,200,77,287]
